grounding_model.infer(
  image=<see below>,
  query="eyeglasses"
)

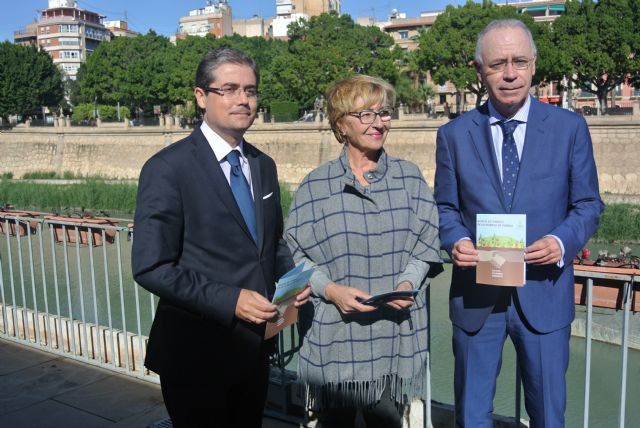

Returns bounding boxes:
[201,85,259,98]
[486,57,535,72]
[347,108,392,124]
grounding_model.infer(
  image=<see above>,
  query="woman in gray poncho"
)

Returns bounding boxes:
[285,75,443,427]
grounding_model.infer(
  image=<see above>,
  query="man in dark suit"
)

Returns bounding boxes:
[132,48,310,427]
[434,20,603,427]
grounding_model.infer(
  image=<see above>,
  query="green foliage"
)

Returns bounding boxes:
[71,103,96,121]
[395,74,436,113]
[552,0,637,113]
[262,13,398,111]
[0,180,295,219]
[0,42,64,120]
[280,184,294,218]
[97,105,131,121]
[77,31,174,113]
[0,179,138,213]
[0,173,13,179]
[477,235,525,248]
[593,204,640,241]
[22,171,57,179]
[271,101,299,122]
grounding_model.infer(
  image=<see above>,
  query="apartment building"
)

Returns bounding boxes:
[103,20,139,38]
[176,0,233,39]
[36,0,110,80]
[271,0,340,38]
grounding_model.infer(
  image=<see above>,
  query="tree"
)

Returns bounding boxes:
[263,13,398,110]
[77,31,174,114]
[0,42,63,121]
[417,1,535,111]
[553,0,636,114]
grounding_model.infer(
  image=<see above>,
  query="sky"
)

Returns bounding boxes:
[1,0,472,43]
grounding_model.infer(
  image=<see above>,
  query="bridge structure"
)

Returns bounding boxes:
[0,213,637,427]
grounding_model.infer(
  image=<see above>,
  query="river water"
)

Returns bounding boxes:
[0,227,637,427]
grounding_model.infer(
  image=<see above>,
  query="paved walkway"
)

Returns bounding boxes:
[0,338,301,428]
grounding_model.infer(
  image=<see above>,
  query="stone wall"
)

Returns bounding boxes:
[1,117,638,196]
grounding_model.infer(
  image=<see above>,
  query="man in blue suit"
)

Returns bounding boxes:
[132,48,309,427]
[434,20,603,427]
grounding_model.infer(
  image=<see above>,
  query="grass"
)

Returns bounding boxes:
[592,203,640,242]
[0,180,296,219]
[0,179,138,214]
[20,171,116,180]
[1,179,635,243]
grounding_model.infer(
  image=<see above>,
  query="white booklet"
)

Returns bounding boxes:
[265,263,314,339]
[476,214,526,287]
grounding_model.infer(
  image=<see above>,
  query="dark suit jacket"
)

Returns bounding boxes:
[434,98,603,334]
[132,125,293,382]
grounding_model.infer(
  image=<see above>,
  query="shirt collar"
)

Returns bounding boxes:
[488,95,531,125]
[200,120,246,162]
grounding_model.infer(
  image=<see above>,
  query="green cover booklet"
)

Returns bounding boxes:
[476,214,526,287]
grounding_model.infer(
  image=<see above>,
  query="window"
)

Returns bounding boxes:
[62,64,79,72]
[59,50,80,59]
[399,30,409,39]
[58,37,78,46]
[58,24,79,33]
[85,27,107,40]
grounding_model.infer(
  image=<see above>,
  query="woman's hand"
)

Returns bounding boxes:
[293,285,312,307]
[385,281,415,311]
[325,282,376,314]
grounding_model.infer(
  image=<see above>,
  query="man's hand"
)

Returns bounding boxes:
[525,236,562,265]
[385,281,415,311]
[235,289,278,324]
[452,239,478,267]
[325,282,376,315]
[293,285,312,308]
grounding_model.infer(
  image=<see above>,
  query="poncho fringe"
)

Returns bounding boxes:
[305,370,427,411]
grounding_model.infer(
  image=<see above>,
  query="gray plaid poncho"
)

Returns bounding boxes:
[285,148,442,411]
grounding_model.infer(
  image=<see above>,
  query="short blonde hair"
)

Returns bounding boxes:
[326,75,395,144]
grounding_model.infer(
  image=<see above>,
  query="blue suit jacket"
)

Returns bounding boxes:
[132,125,293,381]
[434,98,603,334]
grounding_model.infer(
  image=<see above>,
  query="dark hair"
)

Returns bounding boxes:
[195,47,260,89]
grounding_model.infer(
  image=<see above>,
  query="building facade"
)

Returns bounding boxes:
[35,0,110,80]
[103,20,139,38]
[13,22,39,46]
[176,0,233,39]
[271,0,340,38]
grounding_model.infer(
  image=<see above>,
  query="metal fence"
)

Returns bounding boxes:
[0,212,637,427]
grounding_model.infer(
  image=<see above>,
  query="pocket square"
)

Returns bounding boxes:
[262,192,274,200]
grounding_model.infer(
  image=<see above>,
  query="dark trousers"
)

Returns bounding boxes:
[452,292,571,428]
[160,354,270,428]
[315,383,404,428]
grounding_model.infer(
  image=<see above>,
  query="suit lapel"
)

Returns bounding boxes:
[245,142,265,252]
[189,128,258,246]
[470,105,506,210]
[511,98,549,209]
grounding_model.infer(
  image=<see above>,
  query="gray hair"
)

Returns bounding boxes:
[475,19,537,65]
[195,47,260,89]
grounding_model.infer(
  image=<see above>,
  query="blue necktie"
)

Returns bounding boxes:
[226,150,257,243]
[499,120,520,211]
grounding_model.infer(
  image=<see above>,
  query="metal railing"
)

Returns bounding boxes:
[0,213,153,381]
[574,266,638,428]
[0,212,637,427]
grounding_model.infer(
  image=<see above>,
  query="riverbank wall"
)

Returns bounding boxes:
[1,116,638,196]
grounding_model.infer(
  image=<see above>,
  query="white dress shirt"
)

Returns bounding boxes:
[200,121,254,199]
